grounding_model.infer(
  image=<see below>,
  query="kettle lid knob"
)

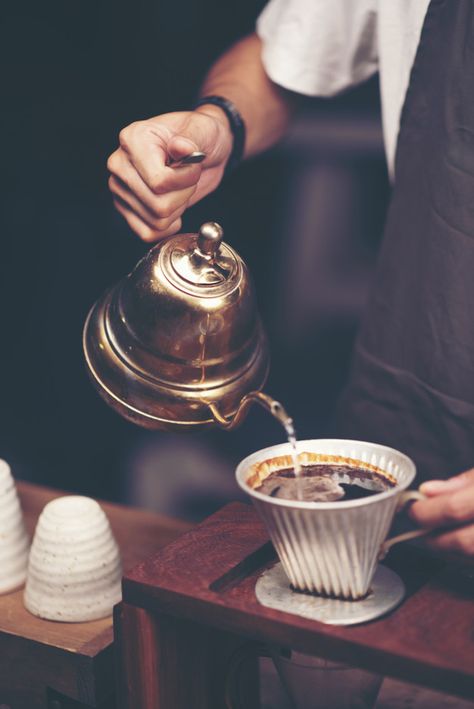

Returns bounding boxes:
[197,222,224,258]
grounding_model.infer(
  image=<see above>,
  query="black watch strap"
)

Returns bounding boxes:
[194,95,246,173]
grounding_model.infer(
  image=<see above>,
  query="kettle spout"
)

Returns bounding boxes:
[208,391,293,431]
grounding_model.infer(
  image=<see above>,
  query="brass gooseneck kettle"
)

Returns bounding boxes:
[83,222,286,430]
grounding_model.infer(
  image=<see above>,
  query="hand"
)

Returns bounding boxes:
[409,469,474,557]
[107,108,233,242]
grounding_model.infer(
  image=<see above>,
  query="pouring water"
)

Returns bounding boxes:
[269,401,304,501]
[209,391,304,499]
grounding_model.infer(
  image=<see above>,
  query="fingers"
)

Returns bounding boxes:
[109,174,193,227]
[108,111,231,240]
[108,150,197,210]
[426,525,474,556]
[108,148,197,241]
[118,122,202,193]
[408,469,474,559]
[410,483,474,528]
[420,468,474,496]
[113,197,182,243]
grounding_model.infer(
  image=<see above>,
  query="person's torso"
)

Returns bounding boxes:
[257,0,431,179]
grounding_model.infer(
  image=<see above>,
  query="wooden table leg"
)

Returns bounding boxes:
[115,603,260,709]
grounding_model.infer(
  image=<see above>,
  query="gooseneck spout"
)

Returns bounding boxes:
[209,392,293,431]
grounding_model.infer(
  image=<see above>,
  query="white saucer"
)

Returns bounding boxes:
[255,562,405,626]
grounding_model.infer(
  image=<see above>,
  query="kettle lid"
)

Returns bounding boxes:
[161,222,240,296]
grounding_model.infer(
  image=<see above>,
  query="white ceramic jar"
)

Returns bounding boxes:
[0,459,29,594]
[24,495,122,622]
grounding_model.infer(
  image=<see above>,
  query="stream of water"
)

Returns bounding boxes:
[268,401,304,501]
[283,416,304,501]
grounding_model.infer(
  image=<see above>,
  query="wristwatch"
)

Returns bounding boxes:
[194,95,246,173]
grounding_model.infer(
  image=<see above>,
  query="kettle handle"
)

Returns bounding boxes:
[168,151,206,166]
[209,392,291,431]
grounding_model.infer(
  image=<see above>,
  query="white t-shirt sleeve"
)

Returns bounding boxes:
[256,0,378,97]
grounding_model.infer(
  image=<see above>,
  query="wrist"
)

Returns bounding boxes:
[194,95,246,174]
[194,104,233,160]
[194,103,230,134]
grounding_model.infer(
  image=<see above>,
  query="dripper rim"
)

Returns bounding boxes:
[236,438,416,510]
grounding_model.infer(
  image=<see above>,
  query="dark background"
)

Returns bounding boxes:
[0,1,390,519]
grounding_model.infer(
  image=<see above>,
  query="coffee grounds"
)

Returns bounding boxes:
[256,464,394,502]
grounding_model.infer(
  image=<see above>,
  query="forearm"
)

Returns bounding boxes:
[196,33,296,158]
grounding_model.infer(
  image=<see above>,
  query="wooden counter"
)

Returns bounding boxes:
[0,481,190,709]
[120,502,474,708]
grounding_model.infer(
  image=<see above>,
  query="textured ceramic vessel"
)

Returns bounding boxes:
[0,460,29,594]
[236,439,416,600]
[24,496,122,622]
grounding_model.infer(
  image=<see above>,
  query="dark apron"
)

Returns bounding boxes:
[335,0,474,482]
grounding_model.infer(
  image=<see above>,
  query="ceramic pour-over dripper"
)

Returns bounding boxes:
[83,222,272,431]
[237,439,417,602]
[0,460,29,594]
[24,496,122,622]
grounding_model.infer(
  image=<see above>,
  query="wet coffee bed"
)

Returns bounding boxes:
[256,464,395,502]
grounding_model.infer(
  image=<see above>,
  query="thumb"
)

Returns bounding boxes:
[167,134,202,163]
[167,110,232,167]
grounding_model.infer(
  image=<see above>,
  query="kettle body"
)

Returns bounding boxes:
[83,223,269,430]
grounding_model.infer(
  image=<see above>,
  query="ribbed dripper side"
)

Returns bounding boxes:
[236,439,416,600]
[254,496,398,598]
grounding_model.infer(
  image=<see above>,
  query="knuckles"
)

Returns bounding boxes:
[153,197,176,218]
[118,122,139,151]
[149,176,167,195]
[106,151,120,174]
[156,215,176,229]
[140,226,158,243]
[141,217,182,242]
[149,211,178,230]
[119,120,155,152]
[108,172,131,196]
[166,217,182,236]
[112,194,182,242]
